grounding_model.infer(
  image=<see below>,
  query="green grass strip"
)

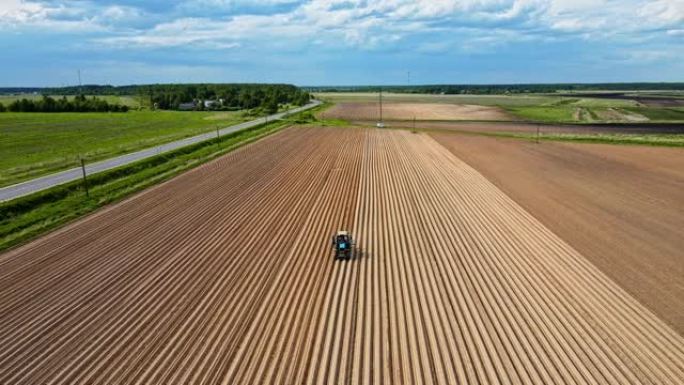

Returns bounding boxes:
[414,125,684,147]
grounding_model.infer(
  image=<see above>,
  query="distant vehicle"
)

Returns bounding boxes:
[376,122,385,128]
[332,230,353,260]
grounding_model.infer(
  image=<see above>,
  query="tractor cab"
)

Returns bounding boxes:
[332,231,353,260]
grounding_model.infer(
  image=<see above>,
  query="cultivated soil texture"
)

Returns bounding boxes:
[1,127,683,384]
[432,132,684,334]
[321,102,512,121]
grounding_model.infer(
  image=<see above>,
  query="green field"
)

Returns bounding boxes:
[499,132,684,147]
[0,110,248,187]
[0,106,321,252]
[509,106,684,123]
[506,106,577,122]
[624,107,684,121]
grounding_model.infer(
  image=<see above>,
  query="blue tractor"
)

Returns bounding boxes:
[332,231,353,260]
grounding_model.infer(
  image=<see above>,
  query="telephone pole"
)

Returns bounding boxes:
[378,87,383,126]
[80,157,89,198]
[77,69,82,95]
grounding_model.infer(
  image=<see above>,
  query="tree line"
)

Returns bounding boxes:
[308,83,684,94]
[138,84,310,112]
[0,95,129,113]
[137,84,310,112]
[25,83,311,112]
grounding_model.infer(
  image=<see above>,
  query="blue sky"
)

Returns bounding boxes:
[0,0,682,86]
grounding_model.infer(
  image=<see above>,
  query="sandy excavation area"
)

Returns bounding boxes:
[432,132,684,334]
[0,127,682,384]
[321,102,513,121]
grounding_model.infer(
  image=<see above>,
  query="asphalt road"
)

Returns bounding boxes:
[0,100,322,202]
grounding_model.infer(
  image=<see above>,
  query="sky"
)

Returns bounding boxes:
[0,0,682,86]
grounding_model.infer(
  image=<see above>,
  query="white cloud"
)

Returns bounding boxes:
[639,0,684,25]
[0,1,151,31]
[3,0,683,53]
[99,5,142,21]
[0,0,104,31]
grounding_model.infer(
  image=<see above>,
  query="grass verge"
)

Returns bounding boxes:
[498,132,684,146]
[0,107,320,252]
[415,125,684,147]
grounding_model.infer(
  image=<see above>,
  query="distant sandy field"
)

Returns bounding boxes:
[321,102,513,121]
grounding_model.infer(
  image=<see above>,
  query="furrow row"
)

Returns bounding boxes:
[0,126,681,384]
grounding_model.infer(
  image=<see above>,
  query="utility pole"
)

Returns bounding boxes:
[407,71,411,86]
[77,69,82,95]
[378,87,383,126]
[536,124,541,144]
[413,116,416,131]
[80,157,89,198]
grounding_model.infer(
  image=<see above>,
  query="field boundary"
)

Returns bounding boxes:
[0,100,322,202]
[341,121,684,147]
[0,105,324,252]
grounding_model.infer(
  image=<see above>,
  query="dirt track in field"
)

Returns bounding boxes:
[432,132,684,334]
[321,102,512,121]
[1,127,683,384]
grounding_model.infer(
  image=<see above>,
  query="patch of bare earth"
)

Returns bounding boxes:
[573,108,583,122]
[596,108,649,122]
[321,102,512,121]
[636,98,684,107]
[431,132,684,334]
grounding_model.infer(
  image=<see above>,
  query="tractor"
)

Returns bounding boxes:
[332,231,353,260]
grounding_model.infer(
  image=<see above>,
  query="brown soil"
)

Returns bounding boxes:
[321,102,512,121]
[636,98,684,107]
[0,127,682,383]
[432,132,684,334]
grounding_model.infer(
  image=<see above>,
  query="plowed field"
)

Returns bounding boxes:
[1,127,682,384]
[431,133,684,333]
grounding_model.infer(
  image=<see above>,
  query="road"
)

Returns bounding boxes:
[0,100,321,202]
[1,127,681,384]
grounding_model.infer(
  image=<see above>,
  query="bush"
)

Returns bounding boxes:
[7,95,127,113]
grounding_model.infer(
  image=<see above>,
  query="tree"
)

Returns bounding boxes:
[263,97,279,114]
[295,92,310,106]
